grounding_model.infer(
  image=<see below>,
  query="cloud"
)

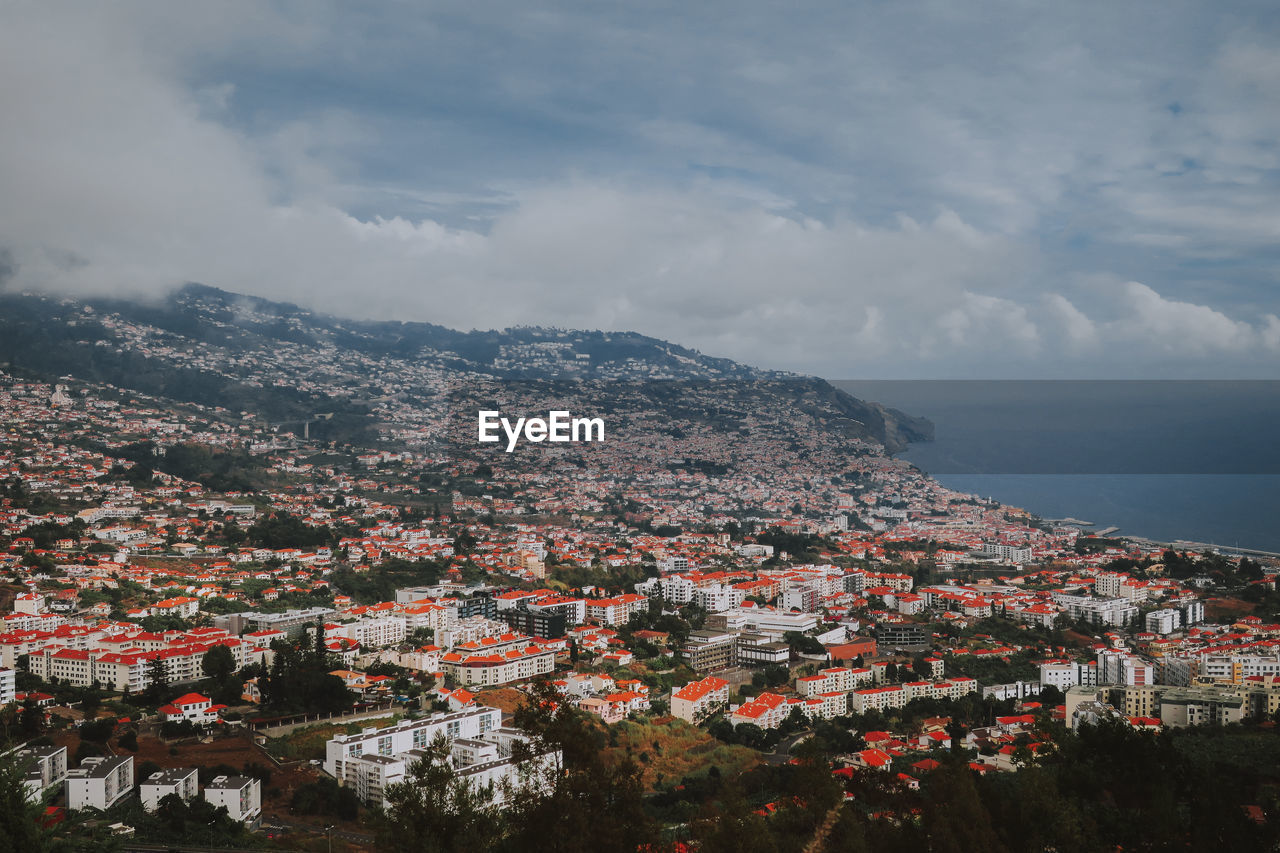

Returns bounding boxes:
[1043,294,1099,352]
[0,1,1278,378]
[1114,281,1259,354]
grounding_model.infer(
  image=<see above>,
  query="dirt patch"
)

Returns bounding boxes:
[1064,629,1096,647]
[475,687,526,715]
[1206,597,1257,621]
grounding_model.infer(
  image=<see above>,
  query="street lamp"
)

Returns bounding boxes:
[326,824,335,853]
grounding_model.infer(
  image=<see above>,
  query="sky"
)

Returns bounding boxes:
[2,1,1279,378]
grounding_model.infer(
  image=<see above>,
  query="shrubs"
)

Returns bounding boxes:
[290,777,360,821]
[78,716,117,743]
[159,718,199,739]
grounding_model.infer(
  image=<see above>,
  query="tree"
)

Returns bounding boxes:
[291,777,359,821]
[313,620,329,664]
[18,699,43,738]
[502,679,658,851]
[79,717,116,743]
[783,631,826,655]
[201,645,236,681]
[380,734,503,853]
[0,753,45,852]
[257,643,352,714]
[144,655,170,704]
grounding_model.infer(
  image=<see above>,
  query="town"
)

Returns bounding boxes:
[1,290,1278,850]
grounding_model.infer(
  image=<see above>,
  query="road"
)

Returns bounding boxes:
[263,816,377,846]
[764,729,814,765]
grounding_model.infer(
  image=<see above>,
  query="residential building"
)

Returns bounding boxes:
[671,676,730,723]
[875,624,929,652]
[439,643,555,687]
[140,767,198,812]
[324,707,502,778]
[66,755,134,811]
[204,775,262,825]
[157,692,224,725]
[682,630,736,673]
[1144,608,1181,635]
[729,692,791,729]
[12,744,67,802]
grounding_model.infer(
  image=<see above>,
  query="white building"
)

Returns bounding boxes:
[440,643,555,687]
[1052,593,1138,627]
[66,755,133,811]
[584,594,650,626]
[1199,654,1280,683]
[325,707,502,778]
[204,775,262,825]
[982,544,1033,563]
[157,692,223,725]
[1039,660,1098,691]
[719,607,819,639]
[0,667,15,706]
[1144,608,1182,635]
[13,593,45,615]
[325,708,555,809]
[337,729,557,808]
[796,667,868,698]
[331,616,408,650]
[1182,600,1206,626]
[670,676,730,723]
[658,556,691,574]
[694,584,744,613]
[1097,650,1154,686]
[12,744,67,802]
[141,767,198,812]
[640,574,694,605]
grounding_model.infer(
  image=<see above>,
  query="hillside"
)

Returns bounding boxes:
[0,284,931,451]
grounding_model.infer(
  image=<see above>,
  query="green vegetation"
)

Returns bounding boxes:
[290,776,361,821]
[246,510,334,549]
[264,716,399,762]
[248,639,354,715]
[329,559,447,604]
[605,717,760,789]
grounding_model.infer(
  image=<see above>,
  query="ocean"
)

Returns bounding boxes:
[833,380,1280,554]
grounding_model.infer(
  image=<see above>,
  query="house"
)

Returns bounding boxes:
[158,693,224,725]
[850,748,894,772]
[66,755,134,811]
[580,696,627,724]
[141,767,198,812]
[152,597,200,618]
[436,687,476,712]
[204,775,262,826]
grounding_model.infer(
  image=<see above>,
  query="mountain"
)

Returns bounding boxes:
[0,284,931,451]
